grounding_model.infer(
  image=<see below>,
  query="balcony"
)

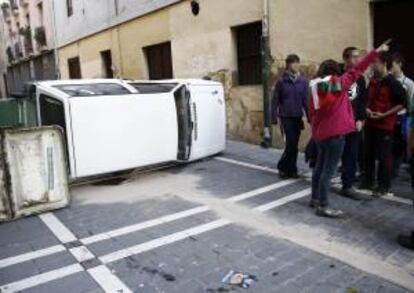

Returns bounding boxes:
[6,46,15,64]
[1,2,10,20]
[14,42,23,60]
[19,0,29,7]
[20,26,33,55]
[34,26,47,48]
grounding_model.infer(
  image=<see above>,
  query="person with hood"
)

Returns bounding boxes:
[309,41,390,218]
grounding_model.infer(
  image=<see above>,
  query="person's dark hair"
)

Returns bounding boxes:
[342,47,358,60]
[317,59,341,78]
[285,54,300,66]
[378,52,393,70]
[392,52,405,66]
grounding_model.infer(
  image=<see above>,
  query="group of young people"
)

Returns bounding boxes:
[271,40,414,249]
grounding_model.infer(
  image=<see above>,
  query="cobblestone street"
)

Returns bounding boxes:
[1,141,413,293]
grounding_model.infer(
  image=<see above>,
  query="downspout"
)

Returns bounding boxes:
[51,0,61,79]
[261,0,272,148]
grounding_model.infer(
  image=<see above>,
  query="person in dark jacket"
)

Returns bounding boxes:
[271,54,308,178]
[361,52,405,197]
[339,47,368,199]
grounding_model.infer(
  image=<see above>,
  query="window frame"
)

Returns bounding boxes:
[144,41,173,80]
[234,21,263,86]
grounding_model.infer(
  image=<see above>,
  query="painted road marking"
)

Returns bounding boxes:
[0,174,301,270]
[88,265,132,293]
[254,188,311,212]
[0,264,84,293]
[39,213,77,243]
[100,219,231,264]
[0,178,304,291]
[0,245,66,269]
[81,206,210,245]
[69,246,96,263]
[38,213,132,293]
[215,156,280,174]
[217,156,412,206]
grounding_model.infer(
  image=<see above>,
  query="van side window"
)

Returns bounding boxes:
[53,83,131,97]
[39,94,66,134]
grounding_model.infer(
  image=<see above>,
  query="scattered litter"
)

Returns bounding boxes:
[222,270,258,289]
[139,284,145,288]
[329,264,336,268]
[272,272,279,276]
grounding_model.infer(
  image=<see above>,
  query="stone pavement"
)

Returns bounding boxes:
[0,140,413,293]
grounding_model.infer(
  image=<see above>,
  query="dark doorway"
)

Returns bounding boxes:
[101,50,114,78]
[144,42,173,80]
[234,21,262,85]
[373,0,414,77]
[68,57,81,79]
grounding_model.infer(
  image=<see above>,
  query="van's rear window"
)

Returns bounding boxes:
[53,83,131,97]
[129,83,178,94]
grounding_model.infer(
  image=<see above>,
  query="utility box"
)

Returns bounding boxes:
[0,98,37,128]
[0,126,70,221]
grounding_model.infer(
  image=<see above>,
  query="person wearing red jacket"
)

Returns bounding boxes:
[309,41,390,218]
[360,52,405,197]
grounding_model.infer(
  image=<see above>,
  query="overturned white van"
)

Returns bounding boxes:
[31,79,226,180]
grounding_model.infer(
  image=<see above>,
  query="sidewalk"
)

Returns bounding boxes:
[0,140,413,293]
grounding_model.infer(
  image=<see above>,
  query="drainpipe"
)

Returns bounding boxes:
[51,0,61,79]
[260,0,272,148]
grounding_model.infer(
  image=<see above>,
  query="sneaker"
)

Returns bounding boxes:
[397,232,414,250]
[315,206,344,218]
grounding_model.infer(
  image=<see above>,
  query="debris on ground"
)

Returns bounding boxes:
[347,288,358,293]
[221,270,258,289]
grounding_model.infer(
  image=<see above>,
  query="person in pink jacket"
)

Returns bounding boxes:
[309,41,390,218]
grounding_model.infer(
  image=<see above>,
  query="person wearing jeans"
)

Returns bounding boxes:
[312,137,345,208]
[271,54,308,179]
[309,41,390,218]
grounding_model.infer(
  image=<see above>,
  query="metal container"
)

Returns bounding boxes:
[0,126,70,221]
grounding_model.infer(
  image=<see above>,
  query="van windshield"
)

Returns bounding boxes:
[129,83,178,94]
[53,83,131,97]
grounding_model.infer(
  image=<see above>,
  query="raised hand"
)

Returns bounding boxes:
[376,39,392,53]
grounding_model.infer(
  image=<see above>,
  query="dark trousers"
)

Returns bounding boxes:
[362,127,394,191]
[277,117,303,175]
[312,136,345,206]
[410,158,414,191]
[341,131,362,189]
[392,116,407,177]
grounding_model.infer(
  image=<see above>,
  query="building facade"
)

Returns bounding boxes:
[0,0,57,94]
[53,0,374,146]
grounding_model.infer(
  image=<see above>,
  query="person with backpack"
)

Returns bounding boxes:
[309,41,391,218]
[271,54,308,179]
